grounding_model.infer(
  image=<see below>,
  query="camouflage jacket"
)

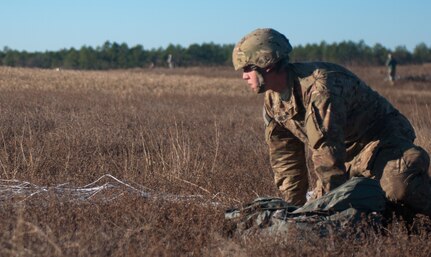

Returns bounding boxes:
[264,62,405,205]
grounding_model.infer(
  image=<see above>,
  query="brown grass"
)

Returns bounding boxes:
[0,64,431,256]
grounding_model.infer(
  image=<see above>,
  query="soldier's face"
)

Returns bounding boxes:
[242,67,260,93]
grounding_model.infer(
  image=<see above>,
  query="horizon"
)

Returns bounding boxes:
[1,39,422,54]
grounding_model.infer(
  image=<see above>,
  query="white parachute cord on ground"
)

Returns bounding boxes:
[0,174,224,207]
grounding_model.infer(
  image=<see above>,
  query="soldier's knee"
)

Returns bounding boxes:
[381,175,408,202]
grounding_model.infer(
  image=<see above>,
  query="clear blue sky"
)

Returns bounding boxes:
[1,0,430,52]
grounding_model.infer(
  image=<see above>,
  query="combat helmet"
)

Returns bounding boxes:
[232,28,292,71]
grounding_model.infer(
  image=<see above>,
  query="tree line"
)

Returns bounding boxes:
[1,40,430,70]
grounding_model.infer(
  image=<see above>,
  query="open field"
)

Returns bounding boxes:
[0,64,431,256]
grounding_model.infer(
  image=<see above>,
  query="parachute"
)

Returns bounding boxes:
[225,177,387,236]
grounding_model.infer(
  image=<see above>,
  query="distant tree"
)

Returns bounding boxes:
[221,44,234,65]
[63,48,79,69]
[334,41,357,65]
[318,41,329,61]
[355,40,373,65]
[413,43,431,63]
[78,46,98,69]
[371,43,389,65]
[117,43,129,68]
[47,50,64,68]
[3,49,23,67]
[0,47,7,65]
[1,40,430,70]
[146,47,164,67]
[186,43,205,65]
[290,44,307,62]
[393,45,413,64]
[128,44,147,68]
[97,41,114,69]
[108,42,120,68]
[26,52,51,68]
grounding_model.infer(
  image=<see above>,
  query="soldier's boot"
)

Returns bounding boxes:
[380,145,431,216]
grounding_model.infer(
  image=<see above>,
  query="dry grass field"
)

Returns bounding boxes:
[0,63,431,256]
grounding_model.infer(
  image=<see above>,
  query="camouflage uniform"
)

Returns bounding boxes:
[264,61,431,215]
[233,28,431,216]
[385,54,397,83]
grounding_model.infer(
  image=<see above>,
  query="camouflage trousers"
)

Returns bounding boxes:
[347,114,431,216]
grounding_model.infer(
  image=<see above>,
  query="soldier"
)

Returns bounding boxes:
[167,54,174,69]
[385,53,397,84]
[232,28,431,216]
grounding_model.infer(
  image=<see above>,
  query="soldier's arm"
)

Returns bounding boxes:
[305,87,348,194]
[264,108,309,205]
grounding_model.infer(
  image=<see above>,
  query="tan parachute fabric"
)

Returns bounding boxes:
[224,177,386,235]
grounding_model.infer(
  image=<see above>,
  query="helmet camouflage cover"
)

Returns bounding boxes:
[232,28,293,70]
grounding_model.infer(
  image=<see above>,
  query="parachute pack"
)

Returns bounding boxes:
[224,177,387,236]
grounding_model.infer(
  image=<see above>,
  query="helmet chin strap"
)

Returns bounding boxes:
[255,69,266,94]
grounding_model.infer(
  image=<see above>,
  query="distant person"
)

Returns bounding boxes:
[385,53,397,84]
[231,28,431,216]
[167,54,174,69]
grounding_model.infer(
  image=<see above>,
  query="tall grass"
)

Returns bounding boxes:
[0,65,431,256]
